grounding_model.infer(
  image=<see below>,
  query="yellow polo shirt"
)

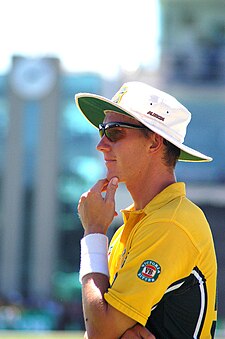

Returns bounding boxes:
[104,182,217,338]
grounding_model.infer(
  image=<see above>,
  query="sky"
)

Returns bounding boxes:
[0,0,160,78]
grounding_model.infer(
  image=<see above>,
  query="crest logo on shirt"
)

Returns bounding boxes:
[137,260,161,283]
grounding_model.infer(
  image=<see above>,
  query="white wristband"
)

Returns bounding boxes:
[79,233,109,282]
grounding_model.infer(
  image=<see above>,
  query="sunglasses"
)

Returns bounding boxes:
[98,122,147,142]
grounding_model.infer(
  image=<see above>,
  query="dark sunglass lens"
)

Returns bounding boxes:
[106,128,124,142]
[99,129,104,138]
[105,130,114,142]
[98,123,128,142]
[98,124,105,138]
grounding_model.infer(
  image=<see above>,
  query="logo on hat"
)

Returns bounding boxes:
[112,85,128,104]
[137,260,161,283]
[147,111,165,122]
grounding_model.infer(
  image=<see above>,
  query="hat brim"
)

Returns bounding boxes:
[75,93,212,162]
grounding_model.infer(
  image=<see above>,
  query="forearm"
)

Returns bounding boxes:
[82,273,111,338]
[78,178,136,337]
[80,238,136,338]
[80,234,117,338]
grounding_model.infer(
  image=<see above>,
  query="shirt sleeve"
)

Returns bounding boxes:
[104,220,199,325]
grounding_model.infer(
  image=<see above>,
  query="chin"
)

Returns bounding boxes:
[108,176,124,185]
[107,172,121,182]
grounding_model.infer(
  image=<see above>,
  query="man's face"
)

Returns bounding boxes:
[96,112,152,183]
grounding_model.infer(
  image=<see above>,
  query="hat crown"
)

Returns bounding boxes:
[112,81,191,143]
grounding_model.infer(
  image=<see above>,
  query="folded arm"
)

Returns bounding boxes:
[82,273,137,338]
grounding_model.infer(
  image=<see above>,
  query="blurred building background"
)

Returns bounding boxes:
[0,0,224,334]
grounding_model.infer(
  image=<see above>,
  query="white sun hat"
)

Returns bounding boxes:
[75,81,212,162]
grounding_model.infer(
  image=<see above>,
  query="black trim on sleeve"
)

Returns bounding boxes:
[146,267,209,339]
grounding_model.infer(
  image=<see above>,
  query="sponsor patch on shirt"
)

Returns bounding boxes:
[137,260,161,283]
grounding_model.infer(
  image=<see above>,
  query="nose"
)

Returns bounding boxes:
[96,135,111,152]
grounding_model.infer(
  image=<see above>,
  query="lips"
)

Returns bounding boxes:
[104,158,116,166]
[104,157,116,162]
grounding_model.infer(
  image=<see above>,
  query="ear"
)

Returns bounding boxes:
[148,133,164,154]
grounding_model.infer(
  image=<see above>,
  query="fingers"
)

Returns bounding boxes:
[86,177,119,195]
[77,177,119,233]
[105,177,119,203]
[90,178,109,193]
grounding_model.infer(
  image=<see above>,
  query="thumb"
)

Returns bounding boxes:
[105,177,118,202]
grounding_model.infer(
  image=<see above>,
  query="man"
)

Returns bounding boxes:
[75,81,217,338]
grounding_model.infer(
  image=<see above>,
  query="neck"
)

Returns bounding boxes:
[126,167,176,210]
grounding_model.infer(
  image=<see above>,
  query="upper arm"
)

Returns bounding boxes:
[107,303,137,337]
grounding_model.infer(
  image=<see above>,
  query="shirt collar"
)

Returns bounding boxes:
[121,182,186,222]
